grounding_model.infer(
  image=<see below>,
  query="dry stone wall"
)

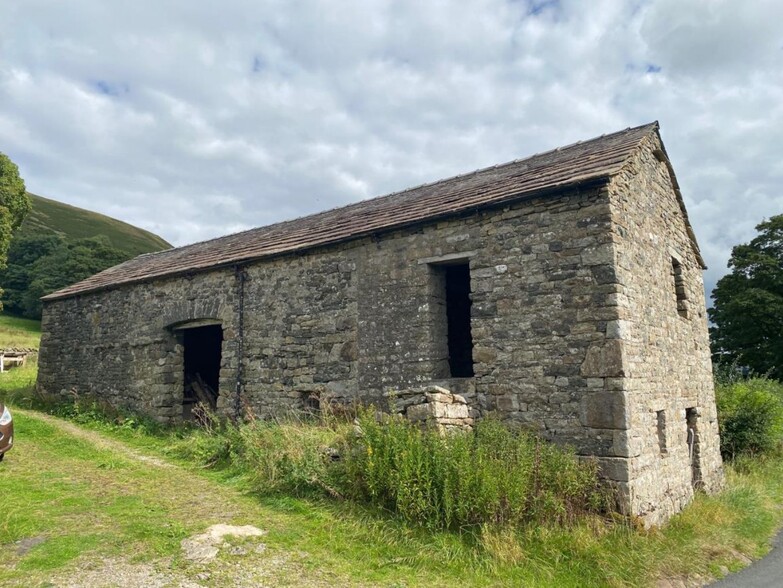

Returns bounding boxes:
[38,269,239,419]
[606,135,724,525]
[386,385,474,433]
[354,185,620,458]
[40,184,616,440]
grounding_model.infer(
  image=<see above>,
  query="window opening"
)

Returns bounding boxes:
[656,410,668,455]
[182,324,223,418]
[301,391,321,415]
[671,258,689,318]
[445,264,474,377]
[431,262,474,378]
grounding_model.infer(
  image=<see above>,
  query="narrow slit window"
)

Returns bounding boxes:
[656,410,668,455]
[671,257,689,318]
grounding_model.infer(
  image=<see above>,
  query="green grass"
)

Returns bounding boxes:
[20,193,171,257]
[0,314,41,349]
[0,408,249,586]
[3,369,783,586]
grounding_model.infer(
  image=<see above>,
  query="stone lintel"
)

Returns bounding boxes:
[417,251,478,265]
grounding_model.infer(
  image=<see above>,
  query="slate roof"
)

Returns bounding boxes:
[44,122,683,301]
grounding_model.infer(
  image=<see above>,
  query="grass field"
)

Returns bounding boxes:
[0,314,41,349]
[2,359,783,587]
[20,193,171,257]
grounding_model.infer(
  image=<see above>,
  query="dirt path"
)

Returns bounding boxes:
[2,411,350,588]
[31,412,173,468]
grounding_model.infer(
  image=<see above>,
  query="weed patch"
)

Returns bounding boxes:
[340,411,604,530]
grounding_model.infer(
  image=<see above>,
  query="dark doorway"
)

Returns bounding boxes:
[182,324,223,416]
[444,264,474,377]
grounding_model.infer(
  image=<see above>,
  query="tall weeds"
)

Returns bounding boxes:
[338,411,604,530]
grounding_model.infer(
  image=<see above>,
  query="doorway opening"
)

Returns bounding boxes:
[686,407,702,489]
[182,324,223,418]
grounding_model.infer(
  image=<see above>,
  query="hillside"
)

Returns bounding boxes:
[0,194,171,319]
[20,193,171,257]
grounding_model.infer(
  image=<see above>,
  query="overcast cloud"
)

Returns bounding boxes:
[1,0,781,298]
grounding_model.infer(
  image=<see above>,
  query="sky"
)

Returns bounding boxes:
[1,0,781,300]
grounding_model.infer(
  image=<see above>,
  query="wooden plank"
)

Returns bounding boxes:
[191,374,217,407]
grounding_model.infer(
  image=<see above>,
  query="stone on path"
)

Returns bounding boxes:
[181,524,267,563]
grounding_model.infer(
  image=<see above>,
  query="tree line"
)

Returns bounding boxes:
[1,233,128,318]
[709,214,783,380]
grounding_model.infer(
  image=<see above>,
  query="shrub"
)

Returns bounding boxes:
[715,378,783,460]
[169,416,348,497]
[337,411,604,530]
[230,419,346,496]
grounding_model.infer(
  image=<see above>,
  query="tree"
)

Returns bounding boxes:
[709,214,783,380]
[21,236,128,319]
[0,233,64,316]
[0,152,31,308]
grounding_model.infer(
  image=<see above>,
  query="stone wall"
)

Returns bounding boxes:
[605,134,724,525]
[40,184,615,437]
[353,185,620,457]
[38,269,239,420]
[387,385,474,433]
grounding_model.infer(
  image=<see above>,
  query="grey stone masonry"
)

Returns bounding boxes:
[602,133,724,525]
[37,124,723,526]
[386,385,475,433]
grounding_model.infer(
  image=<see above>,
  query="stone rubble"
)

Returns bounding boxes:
[385,385,474,433]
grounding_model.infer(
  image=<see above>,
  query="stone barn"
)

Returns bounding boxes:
[38,122,723,524]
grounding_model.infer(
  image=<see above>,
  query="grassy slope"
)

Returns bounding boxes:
[0,314,41,349]
[20,193,171,257]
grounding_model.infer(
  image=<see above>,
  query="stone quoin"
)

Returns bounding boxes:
[37,122,724,525]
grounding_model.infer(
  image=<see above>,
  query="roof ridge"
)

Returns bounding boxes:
[372,121,658,200]
[44,122,658,300]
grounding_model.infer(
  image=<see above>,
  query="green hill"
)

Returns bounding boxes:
[21,193,171,257]
[0,194,171,320]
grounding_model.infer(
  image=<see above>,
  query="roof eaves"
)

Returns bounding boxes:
[649,129,707,269]
[42,174,613,302]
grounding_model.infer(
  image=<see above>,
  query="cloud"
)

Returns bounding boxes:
[0,0,781,300]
